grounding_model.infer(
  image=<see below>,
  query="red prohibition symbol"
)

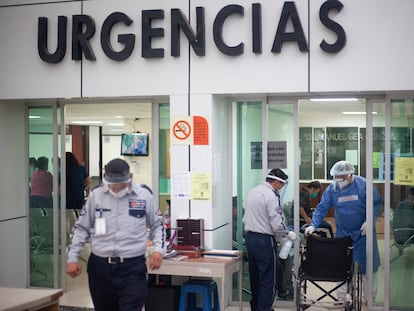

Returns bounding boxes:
[173,120,192,140]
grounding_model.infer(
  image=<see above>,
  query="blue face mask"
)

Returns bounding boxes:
[309,192,318,199]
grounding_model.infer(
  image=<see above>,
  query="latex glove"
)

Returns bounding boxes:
[304,226,315,236]
[287,231,297,241]
[360,222,367,236]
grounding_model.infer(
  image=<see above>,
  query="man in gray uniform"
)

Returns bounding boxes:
[66,158,166,311]
[243,168,296,311]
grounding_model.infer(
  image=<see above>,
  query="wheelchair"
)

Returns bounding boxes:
[296,234,362,311]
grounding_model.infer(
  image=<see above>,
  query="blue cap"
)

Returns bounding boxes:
[104,158,130,184]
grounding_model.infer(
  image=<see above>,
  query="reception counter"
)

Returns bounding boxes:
[0,287,63,311]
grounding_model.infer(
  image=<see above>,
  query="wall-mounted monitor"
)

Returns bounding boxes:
[120,132,149,156]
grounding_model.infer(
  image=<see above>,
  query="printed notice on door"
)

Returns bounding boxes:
[191,173,211,200]
[394,157,414,185]
[171,171,191,199]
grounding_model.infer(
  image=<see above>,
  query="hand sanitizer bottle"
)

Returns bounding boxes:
[279,239,293,259]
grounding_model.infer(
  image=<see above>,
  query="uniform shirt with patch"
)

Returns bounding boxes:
[67,182,166,263]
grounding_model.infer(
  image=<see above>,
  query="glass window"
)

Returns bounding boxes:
[267,102,295,305]
[159,103,171,239]
[232,101,262,302]
[389,99,414,309]
[29,106,57,287]
[232,100,296,305]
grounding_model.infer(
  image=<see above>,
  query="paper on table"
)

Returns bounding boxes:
[202,249,242,257]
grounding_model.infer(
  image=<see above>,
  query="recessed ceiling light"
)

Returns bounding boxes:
[310,98,358,102]
[108,123,124,126]
[71,120,103,124]
[116,115,123,119]
[342,111,377,115]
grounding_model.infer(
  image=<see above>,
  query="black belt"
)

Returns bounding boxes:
[92,253,145,264]
[245,231,273,237]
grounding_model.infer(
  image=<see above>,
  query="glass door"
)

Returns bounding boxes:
[267,100,296,308]
[388,99,414,310]
[28,104,62,288]
[232,100,263,304]
[231,99,296,308]
[158,103,171,239]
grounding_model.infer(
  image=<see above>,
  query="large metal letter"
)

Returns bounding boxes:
[72,15,96,61]
[171,7,205,57]
[101,12,135,61]
[142,10,165,58]
[252,3,262,54]
[213,5,244,56]
[319,0,346,53]
[272,2,308,53]
[38,16,67,63]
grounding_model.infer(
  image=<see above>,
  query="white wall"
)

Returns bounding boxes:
[2,1,414,100]
[0,2,82,99]
[89,127,101,177]
[102,135,122,176]
[0,101,28,287]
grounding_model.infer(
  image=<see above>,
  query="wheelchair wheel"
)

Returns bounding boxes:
[295,275,304,311]
[295,275,309,311]
[351,262,362,311]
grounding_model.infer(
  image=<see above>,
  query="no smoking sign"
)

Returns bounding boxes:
[171,116,209,145]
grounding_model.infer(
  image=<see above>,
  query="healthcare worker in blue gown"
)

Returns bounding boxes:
[305,160,382,300]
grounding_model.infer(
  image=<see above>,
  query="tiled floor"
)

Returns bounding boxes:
[60,259,367,311]
[59,243,371,310]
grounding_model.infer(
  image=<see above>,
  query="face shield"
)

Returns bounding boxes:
[276,180,292,205]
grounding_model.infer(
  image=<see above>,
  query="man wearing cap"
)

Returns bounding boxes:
[243,168,296,311]
[66,158,166,311]
[304,160,382,301]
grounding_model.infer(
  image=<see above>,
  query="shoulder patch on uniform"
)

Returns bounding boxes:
[140,183,153,194]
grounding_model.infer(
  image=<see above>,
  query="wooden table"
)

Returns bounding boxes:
[148,256,243,311]
[0,287,63,311]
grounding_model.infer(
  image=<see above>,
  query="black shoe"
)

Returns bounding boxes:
[278,291,293,300]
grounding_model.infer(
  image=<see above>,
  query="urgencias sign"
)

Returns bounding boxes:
[38,1,346,63]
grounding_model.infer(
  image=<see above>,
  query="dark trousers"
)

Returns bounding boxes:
[87,253,148,311]
[245,232,278,311]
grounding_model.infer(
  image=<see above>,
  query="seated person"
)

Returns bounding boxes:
[30,156,53,209]
[393,187,414,244]
[300,181,333,237]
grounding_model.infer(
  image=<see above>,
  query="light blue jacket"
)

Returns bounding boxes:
[311,175,382,274]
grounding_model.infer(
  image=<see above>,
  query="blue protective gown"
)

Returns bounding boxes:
[310,175,382,274]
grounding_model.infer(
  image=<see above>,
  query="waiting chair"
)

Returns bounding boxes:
[29,207,54,285]
[390,208,414,257]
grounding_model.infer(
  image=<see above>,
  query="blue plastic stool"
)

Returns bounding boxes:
[178,279,220,311]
